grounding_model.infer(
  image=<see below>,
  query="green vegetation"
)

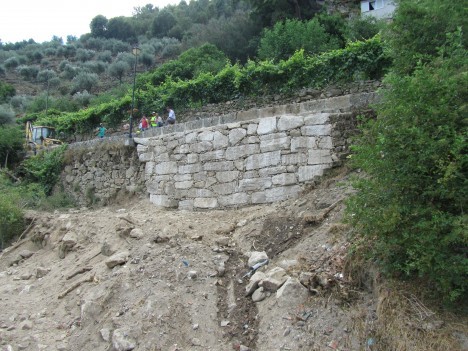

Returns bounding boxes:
[346,0,467,303]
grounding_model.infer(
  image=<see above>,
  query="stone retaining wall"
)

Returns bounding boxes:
[61,92,377,208]
[135,93,375,210]
[61,142,145,206]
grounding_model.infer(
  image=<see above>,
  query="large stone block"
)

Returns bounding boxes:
[189,141,213,153]
[174,181,193,189]
[277,115,304,131]
[308,149,333,165]
[216,171,239,183]
[204,161,235,171]
[213,131,229,149]
[155,161,178,175]
[291,136,318,151]
[272,173,297,186]
[245,151,281,170]
[303,113,330,125]
[265,185,302,202]
[258,165,287,177]
[229,128,247,146]
[257,117,277,135]
[225,144,259,161]
[150,194,178,208]
[211,181,237,195]
[179,163,202,174]
[238,178,272,192]
[194,197,218,209]
[260,134,290,152]
[198,130,215,141]
[218,193,250,207]
[301,124,332,136]
[199,149,225,162]
[281,153,308,165]
[297,165,328,181]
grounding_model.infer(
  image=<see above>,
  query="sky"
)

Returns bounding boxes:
[0,0,181,44]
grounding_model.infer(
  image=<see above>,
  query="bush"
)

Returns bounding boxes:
[257,18,341,61]
[346,29,467,303]
[0,124,23,167]
[20,144,68,195]
[0,177,25,249]
[0,81,15,103]
[71,72,99,93]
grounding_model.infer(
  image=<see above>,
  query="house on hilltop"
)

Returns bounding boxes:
[360,0,396,19]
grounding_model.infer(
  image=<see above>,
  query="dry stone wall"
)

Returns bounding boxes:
[61,142,145,206]
[135,93,375,210]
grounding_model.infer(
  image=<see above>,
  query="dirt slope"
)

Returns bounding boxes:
[0,167,465,351]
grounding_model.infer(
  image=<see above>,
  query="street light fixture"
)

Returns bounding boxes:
[129,46,141,138]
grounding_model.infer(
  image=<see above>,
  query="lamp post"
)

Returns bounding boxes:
[129,46,141,138]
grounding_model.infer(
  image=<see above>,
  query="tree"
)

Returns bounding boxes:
[106,17,136,43]
[247,0,322,27]
[151,9,177,37]
[257,18,340,61]
[90,15,108,38]
[108,61,130,84]
[71,72,99,93]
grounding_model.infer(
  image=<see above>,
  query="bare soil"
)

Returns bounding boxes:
[0,167,466,351]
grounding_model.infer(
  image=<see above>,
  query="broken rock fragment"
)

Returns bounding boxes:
[105,251,129,268]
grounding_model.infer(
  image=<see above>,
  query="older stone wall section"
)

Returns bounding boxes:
[61,141,145,206]
[135,93,371,210]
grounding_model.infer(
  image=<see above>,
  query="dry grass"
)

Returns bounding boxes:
[344,247,468,351]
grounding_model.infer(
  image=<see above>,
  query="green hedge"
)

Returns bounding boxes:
[34,36,390,137]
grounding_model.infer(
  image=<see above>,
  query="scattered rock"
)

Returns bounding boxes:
[259,277,284,292]
[277,259,299,270]
[20,273,32,280]
[188,270,198,279]
[276,277,309,305]
[245,271,266,296]
[19,320,33,330]
[129,228,144,239]
[152,234,170,243]
[101,241,116,256]
[221,320,230,327]
[100,328,111,342]
[190,235,203,241]
[105,251,129,268]
[35,267,49,278]
[19,250,34,259]
[252,287,267,302]
[216,236,230,246]
[191,337,202,346]
[247,251,269,267]
[112,328,136,351]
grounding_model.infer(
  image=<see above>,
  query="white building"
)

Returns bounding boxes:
[361,0,396,19]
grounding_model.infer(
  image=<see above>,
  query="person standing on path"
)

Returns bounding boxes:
[166,107,176,125]
[97,123,106,138]
[150,112,158,128]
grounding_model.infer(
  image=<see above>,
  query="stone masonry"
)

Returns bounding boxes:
[134,93,374,210]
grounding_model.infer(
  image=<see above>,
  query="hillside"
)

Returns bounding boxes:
[0,166,466,351]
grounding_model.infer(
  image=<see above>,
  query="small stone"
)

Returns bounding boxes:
[35,267,49,278]
[188,270,198,279]
[105,251,129,268]
[239,345,251,351]
[247,251,269,267]
[221,320,230,327]
[19,250,34,259]
[192,323,199,330]
[100,328,111,342]
[129,228,144,239]
[252,287,267,302]
[20,273,32,280]
[191,338,202,346]
[20,320,33,330]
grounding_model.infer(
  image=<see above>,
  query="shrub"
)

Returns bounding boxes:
[0,124,23,167]
[0,81,15,103]
[20,144,68,195]
[71,72,99,93]
[257,18,340,61]
[346,30,467,303]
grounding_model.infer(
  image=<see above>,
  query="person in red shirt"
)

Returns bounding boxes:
[140,115,149,131]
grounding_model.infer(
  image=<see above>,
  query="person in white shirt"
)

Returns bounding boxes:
[166,107,176,125]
